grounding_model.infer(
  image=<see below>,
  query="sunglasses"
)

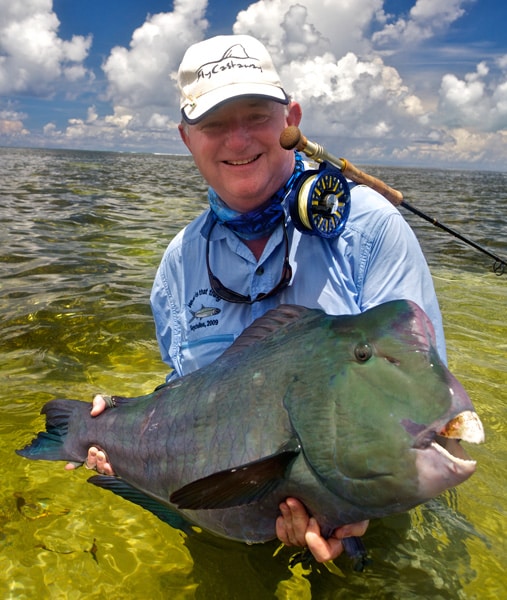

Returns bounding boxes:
[206,220,292,304]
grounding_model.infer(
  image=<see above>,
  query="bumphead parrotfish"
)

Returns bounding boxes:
[17,300,483,547]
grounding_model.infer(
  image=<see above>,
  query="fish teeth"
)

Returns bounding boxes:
[431,440,477,466]
[439,410,485,444]
[431,442,477,467]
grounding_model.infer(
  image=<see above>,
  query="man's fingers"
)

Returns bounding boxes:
[84,446,99,469]
[331,520,370,540]
[276,499,309,547]
[95,450,114,476]
[90,394,107,417]
[305,518,370,563]
[83,446,114,475]
[64,461,81,471]
[305,517,344,563]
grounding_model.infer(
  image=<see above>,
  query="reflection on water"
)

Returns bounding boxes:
[1,148,506,599]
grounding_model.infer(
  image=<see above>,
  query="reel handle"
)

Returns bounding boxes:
[280,126,404,206]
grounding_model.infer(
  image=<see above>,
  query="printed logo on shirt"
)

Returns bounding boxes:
[188,288,221,331]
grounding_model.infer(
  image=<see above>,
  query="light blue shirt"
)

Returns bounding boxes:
[151,183,446,380]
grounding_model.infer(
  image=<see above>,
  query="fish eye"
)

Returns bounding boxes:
[354,343,372,362]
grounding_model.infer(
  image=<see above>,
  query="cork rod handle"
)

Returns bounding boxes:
[280,126,404,206]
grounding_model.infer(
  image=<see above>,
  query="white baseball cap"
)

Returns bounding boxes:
[178,35,289,124]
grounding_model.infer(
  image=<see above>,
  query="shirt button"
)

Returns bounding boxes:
[255,266,264,276]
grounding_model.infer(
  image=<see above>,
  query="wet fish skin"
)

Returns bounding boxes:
[16,300,483,544]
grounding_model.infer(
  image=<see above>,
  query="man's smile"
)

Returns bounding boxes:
[224,154,261,166]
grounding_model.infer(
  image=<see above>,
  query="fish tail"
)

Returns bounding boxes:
[16,399,84,461]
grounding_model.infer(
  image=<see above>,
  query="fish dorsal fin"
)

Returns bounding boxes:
[223,304,316,356]
[170,439,301,510]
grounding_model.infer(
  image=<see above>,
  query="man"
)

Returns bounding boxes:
[76,34,445,563]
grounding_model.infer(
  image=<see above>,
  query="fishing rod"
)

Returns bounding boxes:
[280,126,506,276]
[399,202,506,276]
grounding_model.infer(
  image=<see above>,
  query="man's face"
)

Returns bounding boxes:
[179,98,302,213]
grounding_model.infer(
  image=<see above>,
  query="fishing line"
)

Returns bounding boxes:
[280,126,506,276]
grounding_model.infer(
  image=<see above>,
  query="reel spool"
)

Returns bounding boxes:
[288,162,351,238]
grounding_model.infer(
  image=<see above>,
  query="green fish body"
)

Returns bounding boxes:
[17,300,483,544]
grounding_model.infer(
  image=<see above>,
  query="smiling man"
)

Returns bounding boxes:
[81,34,446,563]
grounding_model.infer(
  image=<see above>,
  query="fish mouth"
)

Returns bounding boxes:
[431,410,484,462]
[414,410,484,498]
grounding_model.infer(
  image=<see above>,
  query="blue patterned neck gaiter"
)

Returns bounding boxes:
[208,151,305,240]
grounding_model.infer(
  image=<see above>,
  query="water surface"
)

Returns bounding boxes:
[1,148,505,599]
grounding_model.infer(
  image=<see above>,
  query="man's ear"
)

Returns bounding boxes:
[286,102,303,127]
[178,123,191,150]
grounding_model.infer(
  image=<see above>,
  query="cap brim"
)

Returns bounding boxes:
[181,84,289,124]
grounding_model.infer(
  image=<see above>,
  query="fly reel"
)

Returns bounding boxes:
[288,162,351,238]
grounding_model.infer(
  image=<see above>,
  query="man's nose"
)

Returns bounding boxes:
[224,123,251,149]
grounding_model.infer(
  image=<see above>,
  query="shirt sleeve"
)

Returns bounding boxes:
[150,256,179,380]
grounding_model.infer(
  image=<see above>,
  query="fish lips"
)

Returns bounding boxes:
[407,409,484,498]
[402,366,485,498]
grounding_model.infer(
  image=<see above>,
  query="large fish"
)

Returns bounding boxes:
[17,300,483,548]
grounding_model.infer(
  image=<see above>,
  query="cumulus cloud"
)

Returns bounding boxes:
[234,0,380,60]
[103,0,208,111]
[372,0,473,47]
[438,60,507,132]
[54,0,210,149]
[0,108,29,137]
[273,50,426,152]
[0,0,92,95]
[62,0,419,153]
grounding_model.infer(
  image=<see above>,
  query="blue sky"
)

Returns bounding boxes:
[1,0,506,170]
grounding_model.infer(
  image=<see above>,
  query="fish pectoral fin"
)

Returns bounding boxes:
[88,475,192,533]
[170,442,301,510]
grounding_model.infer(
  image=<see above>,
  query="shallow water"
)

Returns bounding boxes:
[1,148,506,599]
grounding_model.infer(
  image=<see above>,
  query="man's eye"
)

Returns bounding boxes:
[200,122,223,133]
[249,114,269,125]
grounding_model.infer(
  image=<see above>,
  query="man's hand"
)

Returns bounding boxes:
[64,395,114,474]
[276,497,369,563]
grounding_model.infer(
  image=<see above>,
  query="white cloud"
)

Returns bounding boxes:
[0,108,29,136]
[233,0,382,60]
[438,60,507,132]
[0,0,92,95]
[497,54,507,70]
[372,0,473,47]
[103,0,208,111]
[70,0,398,152]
